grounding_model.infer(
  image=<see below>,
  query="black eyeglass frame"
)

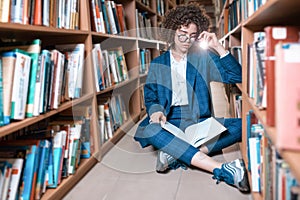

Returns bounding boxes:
[177,34,198,43]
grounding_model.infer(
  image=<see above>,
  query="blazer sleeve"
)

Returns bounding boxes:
[144,61,166,117]
[208,51,242,83]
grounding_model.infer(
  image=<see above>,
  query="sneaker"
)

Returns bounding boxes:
[212,159,250,193]
[156,151,176,173]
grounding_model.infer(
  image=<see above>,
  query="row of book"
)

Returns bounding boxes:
[0,115,91,200]
[246,110,300,198]
[0,39,84,126]
[90,0,127,35]
[0,0,80,29]
[244,0,268,20]
[92,44,129,92]
[98,94,128,144]
[247,26,300,135]
[135,9,154,40]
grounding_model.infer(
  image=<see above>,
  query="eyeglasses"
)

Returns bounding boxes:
[177,34,197,43]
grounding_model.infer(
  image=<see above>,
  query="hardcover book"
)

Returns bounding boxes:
[264,26,300,126]
[275,42,300,150]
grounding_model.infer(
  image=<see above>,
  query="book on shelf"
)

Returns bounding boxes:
[0,39,42,118]
[101,49,112,88]
[49,49,66,110]
[253,32,266,109]
[161,117,227,148]
[39,49,52,114]
[34,139,51,199]
[0,0,10,23]
[80,107,92,159]
[116,4,127,35]
[103,102,113,139]
[0,160,12,200]
[275,42,300,151]
[55,43,85,99]
[264,26,300,126]
[105,0,118,34]
[90,0,106,33]
[98,104,107,144]
[42,0,50,26]
[0,59,4,126]
[9,49,31,121]
[92,43,105,92]
[0,158,23,200]
[100,0,111,34]
[248,124,264,192]
[0,141,40,200]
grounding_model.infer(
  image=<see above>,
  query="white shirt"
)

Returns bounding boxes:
[170,50,189,106]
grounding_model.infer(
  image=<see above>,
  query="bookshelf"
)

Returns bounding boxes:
[0,0,173,199]
[217,0,300,199]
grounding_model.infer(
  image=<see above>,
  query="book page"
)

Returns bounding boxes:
[185,117,227,147]
[161,117,227,148]
[161,122,189,143]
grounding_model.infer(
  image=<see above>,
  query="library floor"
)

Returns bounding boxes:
[63,122,253,200]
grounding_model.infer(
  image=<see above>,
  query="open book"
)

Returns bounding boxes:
[161,117,227,148]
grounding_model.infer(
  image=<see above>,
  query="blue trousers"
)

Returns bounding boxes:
[134,106,242,166]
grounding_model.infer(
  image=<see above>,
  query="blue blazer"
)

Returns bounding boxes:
[134,48,242,147]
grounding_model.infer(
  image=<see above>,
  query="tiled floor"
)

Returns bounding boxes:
[63,123,253,200]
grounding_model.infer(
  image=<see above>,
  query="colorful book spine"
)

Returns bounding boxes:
[2,52,16,125]
[0,59,4,126]
[10,49,31,120]
[35,140,50,199]
[25,39,42,117]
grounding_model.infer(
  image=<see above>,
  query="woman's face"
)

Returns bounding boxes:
[173,23,198,54]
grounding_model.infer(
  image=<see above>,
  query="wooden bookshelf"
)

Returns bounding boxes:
[216,0,300,199]
[0,0,176,199]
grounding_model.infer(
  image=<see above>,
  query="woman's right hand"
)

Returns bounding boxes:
[150,111,166,124]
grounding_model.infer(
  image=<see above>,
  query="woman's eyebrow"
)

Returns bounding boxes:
[178,29,197,35]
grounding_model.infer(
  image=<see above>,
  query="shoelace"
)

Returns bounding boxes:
[212,168,223,184]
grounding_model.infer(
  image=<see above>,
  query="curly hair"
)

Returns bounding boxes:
[161,3,211,44]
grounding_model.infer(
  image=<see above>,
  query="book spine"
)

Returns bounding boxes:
[0,59,4,126]
[2,50,16,125]
[25,40,42,117]
[10,51,31,120]
[0,0,11,23]
[10,0,24,23]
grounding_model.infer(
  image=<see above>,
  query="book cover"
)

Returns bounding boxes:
[68,124,82,175]
[39,50,52,114]
[0,59,4,126]
[161,117,227,148]
[116,4,127,35]
[10,49,31,120]
[0,0,11,23]
[275,42,300,150]
[2,51,16,125]
[264,26,300,126]
[105,0,118,34]
[34,139,50,199]
[47,130,64,188]
[100,0,111,34]
[248,136,261,192]
[0,158,24,200]
[0,160,12,199]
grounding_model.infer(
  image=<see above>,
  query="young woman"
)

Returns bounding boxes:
[134,3,250,192]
